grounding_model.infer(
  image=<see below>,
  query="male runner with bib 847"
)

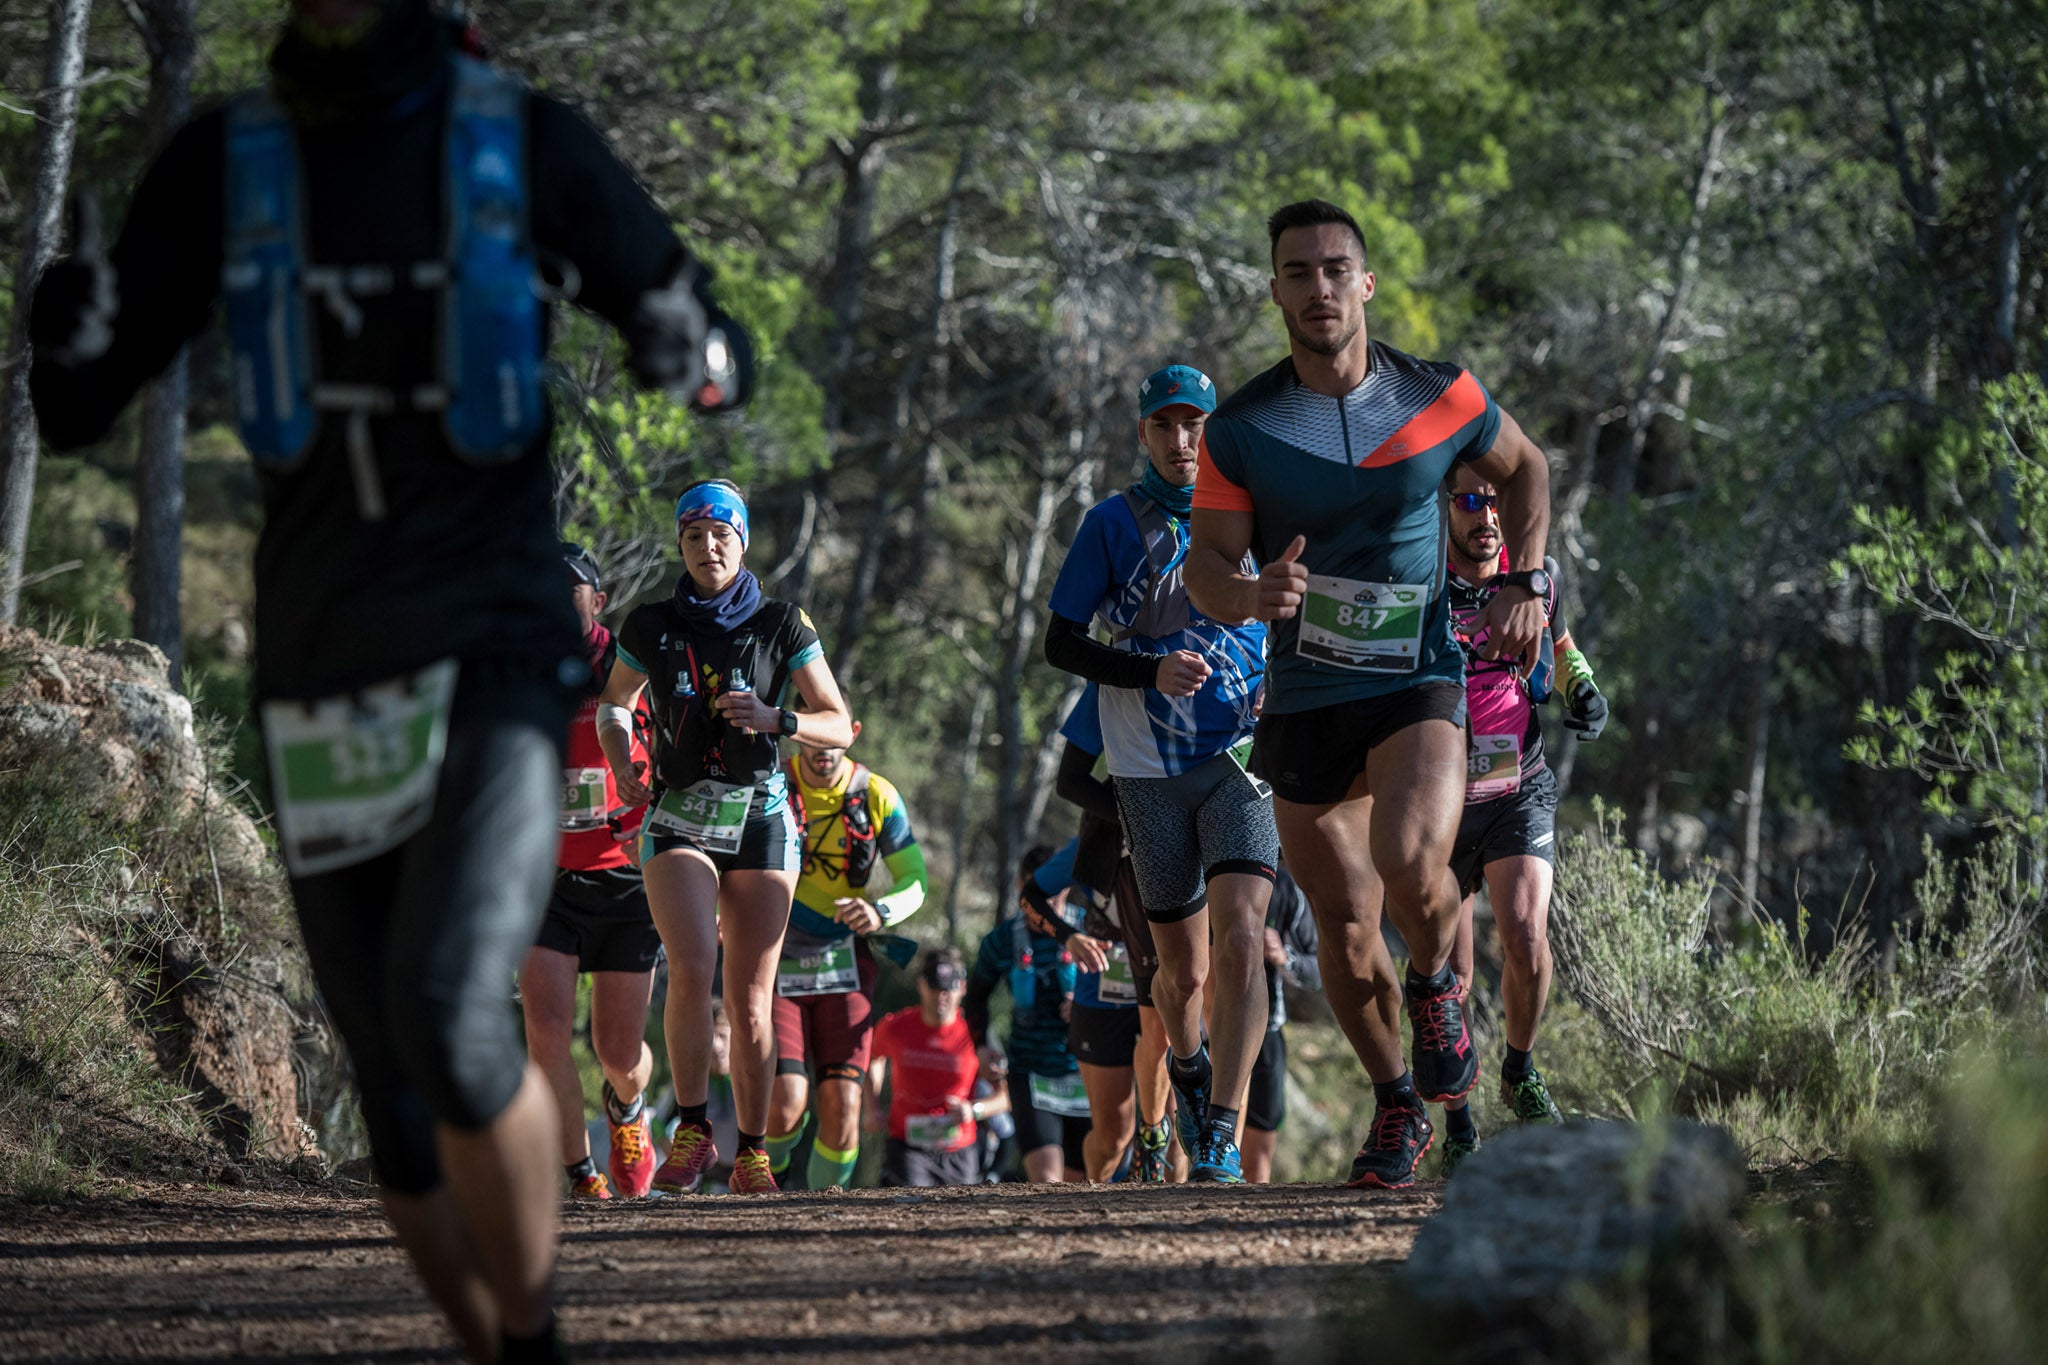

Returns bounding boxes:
[1186,200,1552,1189]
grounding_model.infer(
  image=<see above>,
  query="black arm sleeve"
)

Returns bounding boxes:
[964,937,1001,1046]
[1056,740,1120,824]
[527,94,751,400]
[1043,612,1161,691]
[30,110,226,451]
[527,95,684,331]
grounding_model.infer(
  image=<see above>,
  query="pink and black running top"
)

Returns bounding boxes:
[1447,553,1563,804]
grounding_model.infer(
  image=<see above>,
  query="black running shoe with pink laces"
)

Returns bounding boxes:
[1406,970,1479,1102]
[1347,1099,1435,1189]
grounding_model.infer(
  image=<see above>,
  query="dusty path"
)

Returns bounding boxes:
[0,1179,1433,1362]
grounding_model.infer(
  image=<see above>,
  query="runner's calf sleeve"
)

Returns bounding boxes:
[765,1129,805,1176]
[808,1139,858,1190]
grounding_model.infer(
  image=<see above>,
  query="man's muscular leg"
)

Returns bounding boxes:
[1362,719,1466,978]
[1275,791,1403,1082]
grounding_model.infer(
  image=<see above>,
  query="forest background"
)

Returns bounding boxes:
[2,0,2046,1188]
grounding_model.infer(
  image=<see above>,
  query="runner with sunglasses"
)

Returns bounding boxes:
[1187,199,1552,1189]
[1436,464,1606,1174]
[597,480,856,1195]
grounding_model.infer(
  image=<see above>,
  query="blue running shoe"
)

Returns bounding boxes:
[1191,1129,1244,1184]
[1169,1050,1211,1159]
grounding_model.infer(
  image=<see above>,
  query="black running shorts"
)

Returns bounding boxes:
[639,797,802,873]
[536,866,662,973]
[1245,1027,1288,1133]
[1006,1069,1090,1170]
[1067,1002,1139,1069]
[1109,854,1157,1006]
[1251,681,1467,806]
[1448,764,1558,897]
[881,1138,980,1188]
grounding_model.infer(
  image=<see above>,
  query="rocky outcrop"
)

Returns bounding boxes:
[1403,1120,1746,1359]
[0,627,319,1164]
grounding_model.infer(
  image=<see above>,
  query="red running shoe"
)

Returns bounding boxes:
[651,1121,717,1195]
[727,1148,779,1194]
[608,1110,656,1198]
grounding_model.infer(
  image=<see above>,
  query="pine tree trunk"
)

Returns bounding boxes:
[0,0,94,626]
[129,0,198,684]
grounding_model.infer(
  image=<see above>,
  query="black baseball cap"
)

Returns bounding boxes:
[920,951,965,991]
[563,541,602,590]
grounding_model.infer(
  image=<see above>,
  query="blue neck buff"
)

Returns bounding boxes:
[671,567,762,634]
[1136,465,1193,518]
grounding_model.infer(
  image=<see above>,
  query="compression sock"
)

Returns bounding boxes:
[1205,1106,1242,1144]
[674,1101,709,1132]
[500,1315,567,1365]
[737,1130,767,1155]
[765,1129,806,1176]
[1406,960,1459,995]
[1170,1044,1211,1082]
[1373,1072,1421,1109]
[1445,1102,1478,1145]
[565,1155,596,1182]
[807,1139,859,1190]
[1502,1045,1535,1084]
[603,1082,645,1126]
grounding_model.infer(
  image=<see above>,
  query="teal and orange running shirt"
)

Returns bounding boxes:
[1194,342,1502,715]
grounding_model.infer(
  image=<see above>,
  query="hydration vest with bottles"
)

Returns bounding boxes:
[221,55,549,519]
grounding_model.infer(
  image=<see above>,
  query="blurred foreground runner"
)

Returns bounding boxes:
[29,2,751,1355]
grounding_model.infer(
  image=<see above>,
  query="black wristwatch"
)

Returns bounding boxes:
[778,707,800,737]
[1500,567,1552,600]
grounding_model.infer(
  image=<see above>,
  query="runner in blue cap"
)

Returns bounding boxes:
[1042,363,1277,1183]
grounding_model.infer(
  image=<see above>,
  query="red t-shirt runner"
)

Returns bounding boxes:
[871,1006,978,1152]
[559,622,649,872]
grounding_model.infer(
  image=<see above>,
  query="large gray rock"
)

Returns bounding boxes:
[0,626,317,1163]
[1405,1119,1744,1349]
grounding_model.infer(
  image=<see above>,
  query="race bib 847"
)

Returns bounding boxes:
[1298,575,1428,673]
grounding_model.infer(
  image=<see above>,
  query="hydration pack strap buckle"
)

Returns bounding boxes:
[301,265,396,339]
[311,383,394,522]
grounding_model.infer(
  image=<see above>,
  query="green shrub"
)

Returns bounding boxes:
[1549,807,2044,1158]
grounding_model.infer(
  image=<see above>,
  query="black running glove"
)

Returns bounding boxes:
[1564,681,1608,741]
[29,257,119,368]
[627,262,755,413]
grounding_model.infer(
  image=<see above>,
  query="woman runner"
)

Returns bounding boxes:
[597,480,855,1194]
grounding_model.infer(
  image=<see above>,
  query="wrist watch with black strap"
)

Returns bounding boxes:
[778,707,800,737]
[1499,566,1552,600]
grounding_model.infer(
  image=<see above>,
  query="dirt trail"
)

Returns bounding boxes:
[0,1178,1434,1362]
